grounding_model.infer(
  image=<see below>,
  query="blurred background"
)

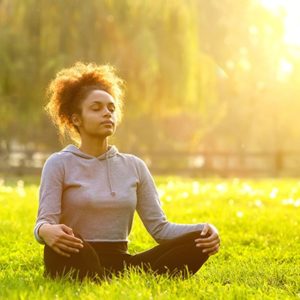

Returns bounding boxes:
[0,0,300,177]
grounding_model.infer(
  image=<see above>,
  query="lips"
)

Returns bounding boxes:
[101,120,114,126]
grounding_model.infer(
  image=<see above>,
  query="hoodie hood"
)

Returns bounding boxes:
[62,144,118,197]
[61,144,118,160]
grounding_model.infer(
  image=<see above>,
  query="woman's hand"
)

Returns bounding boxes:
[194,223,220,256]
[39,223,84,257]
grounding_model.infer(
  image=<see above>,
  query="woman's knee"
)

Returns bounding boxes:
[43,235,104,281]
[172,231,206,245]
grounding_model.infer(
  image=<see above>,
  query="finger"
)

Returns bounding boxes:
[62,232,83,244]
[57,243,81,254]
[195,233,219,243]
[60,239,84,250]
[200,223,209,236]
[202,244,220,254]
[208,247,220,256]
[195,240,219,248]
[53,246,71,258]
[61,224,75,236]
[207,247,220,256]
[195,237,219,248]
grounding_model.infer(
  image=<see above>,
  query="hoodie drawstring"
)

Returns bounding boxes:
[106,152,116,197]
[62,144,117,197]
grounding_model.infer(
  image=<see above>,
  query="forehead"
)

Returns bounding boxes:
[83,89,115,105]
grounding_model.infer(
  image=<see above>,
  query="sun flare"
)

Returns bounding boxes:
[260,0,300,46]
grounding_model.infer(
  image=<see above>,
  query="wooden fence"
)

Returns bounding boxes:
[137,151,300,177]
[0,150,299,177]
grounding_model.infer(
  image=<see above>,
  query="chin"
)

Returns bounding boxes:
[101,130,115,137]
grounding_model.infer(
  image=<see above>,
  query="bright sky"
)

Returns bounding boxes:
[260,0,300,46]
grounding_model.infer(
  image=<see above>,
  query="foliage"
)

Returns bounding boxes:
[0,176,299,299]
[0,0,222,151]
[1,0,299,154]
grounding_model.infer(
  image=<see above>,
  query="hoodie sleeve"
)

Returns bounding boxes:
[134,157,204,244]
[33,153,64,244]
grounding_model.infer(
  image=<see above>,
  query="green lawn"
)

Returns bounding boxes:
[0,176,299,299]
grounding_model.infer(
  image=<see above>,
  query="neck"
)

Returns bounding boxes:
[79,136,109,157]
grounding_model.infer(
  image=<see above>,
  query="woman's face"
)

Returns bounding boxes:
[73,89,117,139]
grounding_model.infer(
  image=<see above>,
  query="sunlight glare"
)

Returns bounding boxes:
[281,198,300,207]
[278,58,293,80]
[157,188,165,198]
[269,188,278,199]
[254,199,263,207]
[260,0,300,46]
[192,181,200,195]
[236,211,244,218]
[181,191,189,199]
[165,195,172,202]
[216,183,227,193]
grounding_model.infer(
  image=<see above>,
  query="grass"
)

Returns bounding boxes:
[0,176,299,299]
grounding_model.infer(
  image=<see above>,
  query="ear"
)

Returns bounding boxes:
[71,113,81,127]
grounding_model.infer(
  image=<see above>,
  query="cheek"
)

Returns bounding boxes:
[113,111,120,123]
[81,112,98,126]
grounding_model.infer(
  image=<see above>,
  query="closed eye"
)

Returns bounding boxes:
[90,103,101,111]
[108,104,116,112]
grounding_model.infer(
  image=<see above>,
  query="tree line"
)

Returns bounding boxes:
[0,0,299,155]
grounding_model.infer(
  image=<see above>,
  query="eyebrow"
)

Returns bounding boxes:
[90,100,115,106]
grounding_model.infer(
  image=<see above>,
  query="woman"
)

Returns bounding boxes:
[34,62,220,281]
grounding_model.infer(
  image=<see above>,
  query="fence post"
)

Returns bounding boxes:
[274,150,283,177]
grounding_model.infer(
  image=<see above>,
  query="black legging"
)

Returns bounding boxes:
[44,231,209,281]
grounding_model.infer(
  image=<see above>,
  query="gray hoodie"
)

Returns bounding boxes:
[34,145,204,244]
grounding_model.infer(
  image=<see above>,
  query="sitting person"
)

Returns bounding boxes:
[34,62,220,281]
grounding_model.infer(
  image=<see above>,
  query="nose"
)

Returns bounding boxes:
[103,106,112,116]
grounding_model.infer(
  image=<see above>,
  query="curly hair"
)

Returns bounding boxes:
[45,62,124,143]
